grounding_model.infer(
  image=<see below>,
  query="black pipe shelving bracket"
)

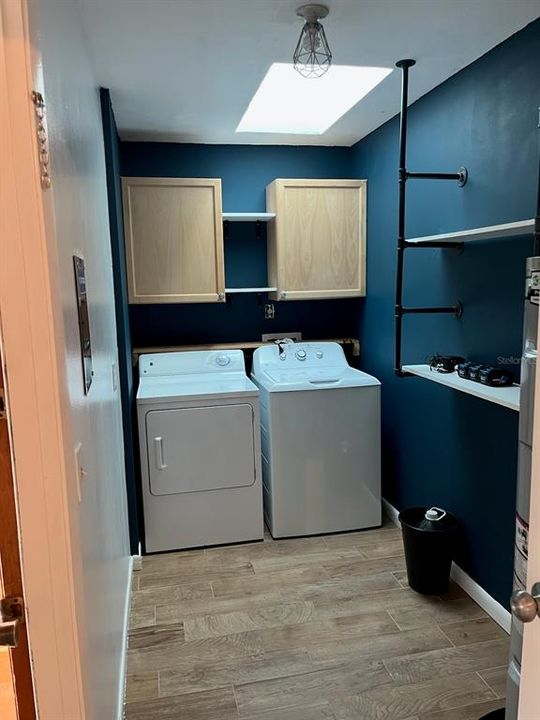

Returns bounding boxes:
[394,58,467,377]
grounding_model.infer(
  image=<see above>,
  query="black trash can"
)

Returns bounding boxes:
[399,506,459,594]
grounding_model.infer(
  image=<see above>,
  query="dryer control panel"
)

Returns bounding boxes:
[139,350,246,376]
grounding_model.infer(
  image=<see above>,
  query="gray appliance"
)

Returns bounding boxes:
[506,256,540,718]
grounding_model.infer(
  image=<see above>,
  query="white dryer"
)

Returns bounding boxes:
[252,342,381,538]
[137,350,263,552]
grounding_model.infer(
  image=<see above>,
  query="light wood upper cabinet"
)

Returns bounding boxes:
[266,179,367,300]
[122,177,225,303]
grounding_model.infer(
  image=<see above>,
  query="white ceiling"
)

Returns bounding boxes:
[79,0,540,146]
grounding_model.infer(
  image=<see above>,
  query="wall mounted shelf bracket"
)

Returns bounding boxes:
[394,58,467,377]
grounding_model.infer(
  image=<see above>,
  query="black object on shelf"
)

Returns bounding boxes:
[478,366,513,387]
[399,507,459,594]
[429,354,465,373]
[457,361,472,379]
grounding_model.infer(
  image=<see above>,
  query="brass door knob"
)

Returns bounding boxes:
[511,584,540,623]
[0,619,20,648]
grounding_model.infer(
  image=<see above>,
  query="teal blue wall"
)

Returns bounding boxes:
[351,18,540,607]
[100,89,140,553]
[120,143,360,347]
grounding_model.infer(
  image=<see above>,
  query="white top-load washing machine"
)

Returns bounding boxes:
[252,342,381,538]
[137,350,263,552]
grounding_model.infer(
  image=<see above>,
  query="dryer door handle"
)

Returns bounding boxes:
[154,437,167,470]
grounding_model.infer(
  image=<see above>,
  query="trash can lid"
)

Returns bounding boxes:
[399,506,458,532]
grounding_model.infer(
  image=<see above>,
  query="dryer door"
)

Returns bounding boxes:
[145,404,256,496]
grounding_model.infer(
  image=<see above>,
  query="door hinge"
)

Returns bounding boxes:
[31,91,51,189]
[0,389,5,420]
[1,596,24,622]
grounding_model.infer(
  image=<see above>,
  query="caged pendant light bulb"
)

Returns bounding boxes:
[293,4,332,79]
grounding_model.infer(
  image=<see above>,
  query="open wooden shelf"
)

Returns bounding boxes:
[222,212,276,222]
[406,219,534,245]
[225,287,277,294]
[403,364,520,411]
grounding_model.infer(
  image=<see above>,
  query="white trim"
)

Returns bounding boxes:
[222,212,276,222]
[450,562,511,633]
[116,556,133,720]
[132,554,143,572]
[382,498,511,633]
[225,287,277,294]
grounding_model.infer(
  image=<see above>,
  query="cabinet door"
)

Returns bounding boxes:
[267,179,366,300]
[122,177,224,303]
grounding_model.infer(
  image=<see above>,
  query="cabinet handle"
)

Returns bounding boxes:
[154,437,167,470]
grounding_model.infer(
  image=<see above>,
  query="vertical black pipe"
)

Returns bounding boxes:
[394,59,416,375]
[534,138,540,256]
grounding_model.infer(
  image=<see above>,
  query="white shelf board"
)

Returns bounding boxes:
[406,219,534,245]
[225,287,277,294]
[403,364,520,411]
[222,212,276,222]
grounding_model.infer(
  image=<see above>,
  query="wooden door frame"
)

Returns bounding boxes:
[0,0,86,717]
[0,344,35,719]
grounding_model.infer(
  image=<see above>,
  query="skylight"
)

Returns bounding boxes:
[236,63,392,135]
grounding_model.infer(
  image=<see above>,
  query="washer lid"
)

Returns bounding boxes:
[252,341,380,392]
[254,366,380,392]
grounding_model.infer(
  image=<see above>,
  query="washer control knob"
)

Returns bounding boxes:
[316,351,324,359]
[215,354,231,367]
[295,349,307,361]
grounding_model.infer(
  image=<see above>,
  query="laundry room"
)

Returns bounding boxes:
[20,1,539,718]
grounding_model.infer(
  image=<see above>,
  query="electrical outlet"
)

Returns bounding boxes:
[264,303,275,320]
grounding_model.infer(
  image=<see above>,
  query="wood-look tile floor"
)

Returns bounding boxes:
[124,519,508,720]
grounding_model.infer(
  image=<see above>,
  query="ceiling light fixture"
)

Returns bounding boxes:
[293,4,332,79]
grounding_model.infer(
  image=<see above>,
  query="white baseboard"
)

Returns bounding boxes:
[450,563,511,633]
[132,554,143,572]
[117,555,134,720]
[382,497,511,634]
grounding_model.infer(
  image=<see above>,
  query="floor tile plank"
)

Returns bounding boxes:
[155,592,284,625]
[388,598,488,631]
[212,566,330,599]
[184,601,315,641]
[125,673,159,704]
[308,626,452,666]
[159,649,314,697]
[125,686,238,720]
[131,581,213,610]
[438,617,507,647]
[239,702,337,720]
[418,697,505,719]
[383,639,509,684]
[331,673,496,720]
[478,665,508,698]
[235,660,392,716]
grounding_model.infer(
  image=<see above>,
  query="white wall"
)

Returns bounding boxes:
[30,0,131,716]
